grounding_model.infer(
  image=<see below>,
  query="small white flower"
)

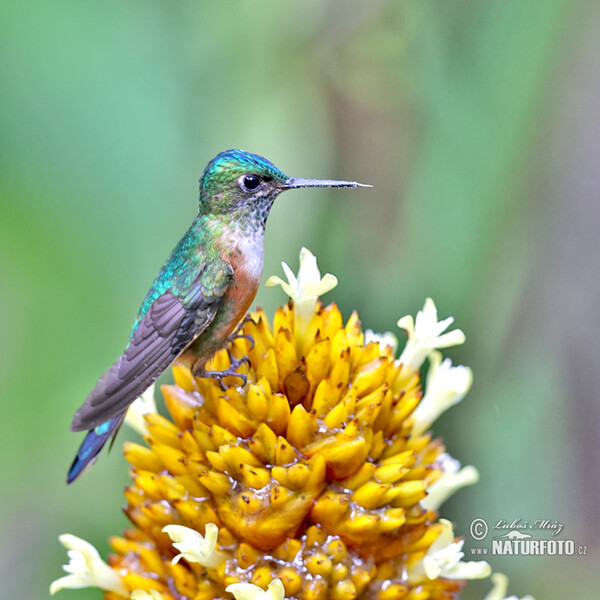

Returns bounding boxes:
[408,519,491,582]
[397,298,465,375]
[421,453,479,511]
[131,591,165,600]
[364,328,398,354]
[483,573,535,600]
[411,351,473,435]
[162,523,225,568]
[266,247,337,333]
[226,579,285,600]
[49,534,127,596]
[124,383,157,436]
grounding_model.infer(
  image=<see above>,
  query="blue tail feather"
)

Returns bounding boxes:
[67,415,124,484]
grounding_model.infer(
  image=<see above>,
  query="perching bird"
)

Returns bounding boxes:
[68,149,369,483]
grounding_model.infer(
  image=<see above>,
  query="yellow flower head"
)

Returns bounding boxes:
[51,249,511,600]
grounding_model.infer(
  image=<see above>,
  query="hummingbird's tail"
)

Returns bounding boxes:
[67,414,125,484]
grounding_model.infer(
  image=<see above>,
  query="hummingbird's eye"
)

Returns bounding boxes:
[239,174,261,192]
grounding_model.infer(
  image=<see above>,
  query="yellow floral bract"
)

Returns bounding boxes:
[106,302,466,600]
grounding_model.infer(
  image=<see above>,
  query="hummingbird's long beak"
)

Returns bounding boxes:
[283,177,372,189]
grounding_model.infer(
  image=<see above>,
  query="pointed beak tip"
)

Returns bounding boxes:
[337,181,373,189]
[284,178,373,190]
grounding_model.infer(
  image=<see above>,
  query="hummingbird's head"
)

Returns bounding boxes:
[199,149,370,227]
[199,150,288,220]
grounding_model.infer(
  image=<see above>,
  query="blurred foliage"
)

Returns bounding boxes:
[1,0,598,599]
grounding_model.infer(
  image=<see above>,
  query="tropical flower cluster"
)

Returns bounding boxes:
[51,248,532,600]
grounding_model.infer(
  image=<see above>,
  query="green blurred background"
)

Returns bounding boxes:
[1,0,598,598]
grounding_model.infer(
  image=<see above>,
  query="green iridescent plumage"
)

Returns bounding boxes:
[132,218,229,334]
[67,149,369,483]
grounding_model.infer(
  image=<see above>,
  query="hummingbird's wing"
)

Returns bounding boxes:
[70,261,233,432]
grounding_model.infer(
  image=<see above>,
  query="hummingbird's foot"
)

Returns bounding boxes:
[228,315,256,350]
[194,353,250,391]
[201,368,247,391]
[229,332,255,350]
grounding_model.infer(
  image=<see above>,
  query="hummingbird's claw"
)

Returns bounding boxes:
[195,367,248,391]
[228,316,256,350]
[229,333,255,350]
[226,348,250,368]
[194,352,249,390]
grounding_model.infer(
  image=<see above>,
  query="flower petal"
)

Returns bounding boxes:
[162,523,224,568]
[265,248,338,335]
[409,519,491,583]
[281,261,298,288]
[435,329,466,349]
[396,314,414,335]
[131,590,165,600]
[364,329,399,353]
[445,559,492,580]
[226,579,285,600]
[314,273,338,297]
[397,298,466,374]
[50,534,126,596]
[265,275,294,299]
[411,352,473,435]
[125,383,157,436]
[422,454,479,510]
[483,573,536,600]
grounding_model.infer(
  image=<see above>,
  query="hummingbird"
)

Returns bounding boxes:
[68,149,369,483]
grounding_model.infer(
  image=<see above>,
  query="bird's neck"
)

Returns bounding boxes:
[195,213,265,293]
[199,190,277,238]
[195,213,265,265]
[199,211,265,245]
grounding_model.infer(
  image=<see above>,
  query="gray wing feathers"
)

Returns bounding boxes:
[70,284,225,432]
